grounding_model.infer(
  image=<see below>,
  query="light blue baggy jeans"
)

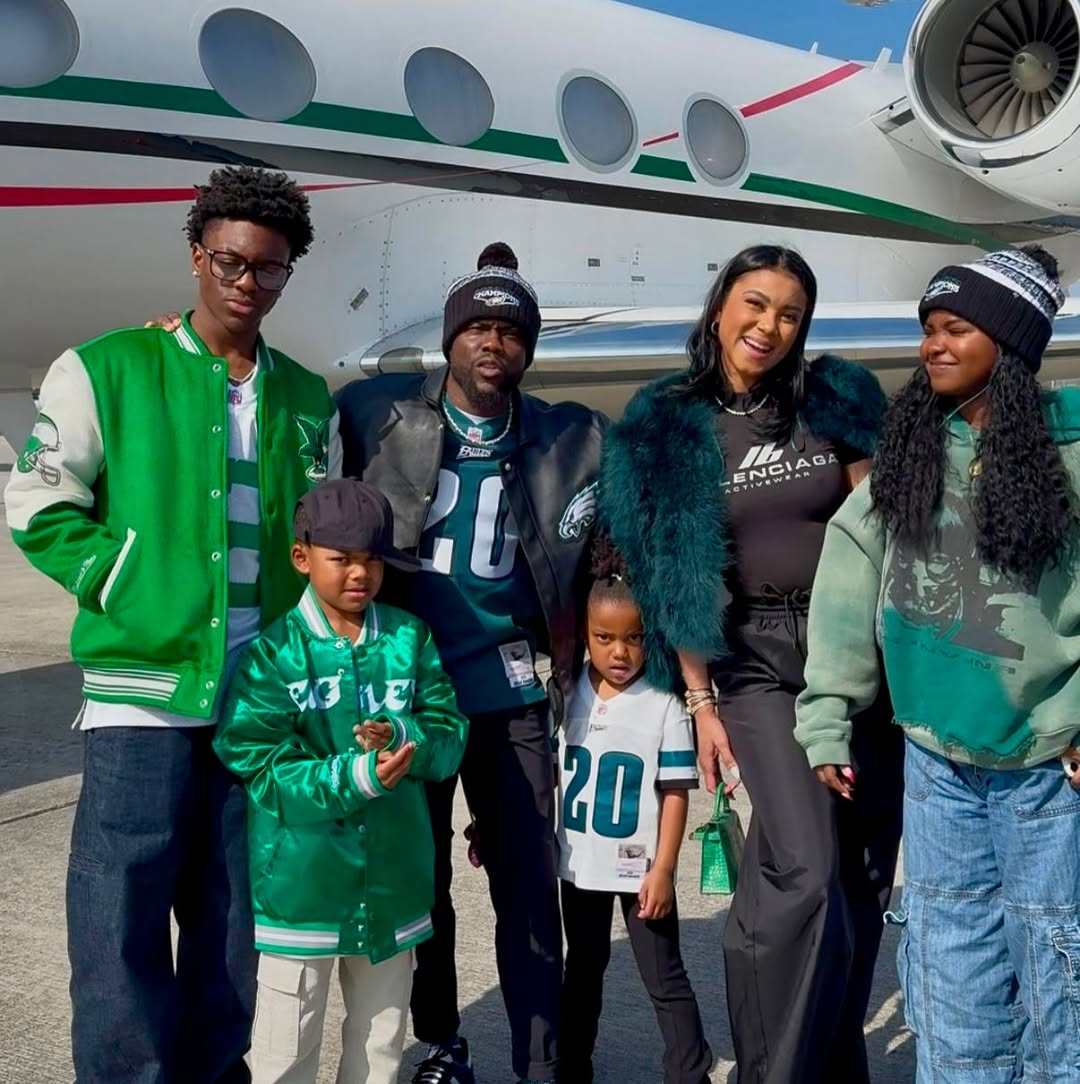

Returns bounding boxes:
[896,737,1080,1083]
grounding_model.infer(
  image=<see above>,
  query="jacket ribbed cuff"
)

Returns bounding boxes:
[351,750,390,800]
[803,738,852,771]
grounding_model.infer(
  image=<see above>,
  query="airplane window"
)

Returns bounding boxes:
[198,9,316,123]
[404,48,494,146]
[0,0,79,88]
[559,75,636,170]
[685,97,749,184]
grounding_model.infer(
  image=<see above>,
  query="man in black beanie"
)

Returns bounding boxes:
[336,244,606,1084]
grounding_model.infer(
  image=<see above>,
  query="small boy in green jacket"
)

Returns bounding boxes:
[215,478,468,1084]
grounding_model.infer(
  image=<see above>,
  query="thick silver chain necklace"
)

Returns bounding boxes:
[717,393,769,417]
[443,396,514,446]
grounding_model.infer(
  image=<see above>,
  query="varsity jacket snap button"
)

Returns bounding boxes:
[210,617,221,628]
[210,489,221,499]
[205,680,215,690]
[212,363,222,373]
[336,639,347,649]
[212,424,223,434]
[199,698,209,708]
[211,552,222,561]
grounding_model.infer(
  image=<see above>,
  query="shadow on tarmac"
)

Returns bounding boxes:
[0,661,83,795]
[399,912,914,1083]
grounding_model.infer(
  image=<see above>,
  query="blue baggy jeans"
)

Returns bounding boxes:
[67,726,256,1083]
[897,737,1080,1083]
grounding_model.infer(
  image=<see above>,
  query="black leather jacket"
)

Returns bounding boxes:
[336,368,606,718]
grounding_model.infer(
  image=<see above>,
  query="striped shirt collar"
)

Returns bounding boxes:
[296,585,380,644]
[173,310,274,372]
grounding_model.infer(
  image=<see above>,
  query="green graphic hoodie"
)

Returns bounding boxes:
[796,389,1080,770]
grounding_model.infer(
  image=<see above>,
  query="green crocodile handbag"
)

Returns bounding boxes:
[690,788,745,895]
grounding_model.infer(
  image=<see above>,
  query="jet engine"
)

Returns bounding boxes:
[905,0,1080,212]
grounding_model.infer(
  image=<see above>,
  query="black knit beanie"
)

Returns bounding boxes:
[918,247,1064,372]
[442,243,541,364]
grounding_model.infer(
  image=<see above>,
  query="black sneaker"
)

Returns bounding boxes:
[412,1036,475,1084]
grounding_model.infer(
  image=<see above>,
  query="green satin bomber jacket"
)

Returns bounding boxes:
[214,587,468,961]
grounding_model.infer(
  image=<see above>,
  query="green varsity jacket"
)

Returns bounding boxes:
[4,315,340,717]
[214,590,468,961]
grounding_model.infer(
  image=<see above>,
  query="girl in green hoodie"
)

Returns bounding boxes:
[796,246,1080,1083]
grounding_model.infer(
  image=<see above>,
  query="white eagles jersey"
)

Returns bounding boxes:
[557,669,698,893]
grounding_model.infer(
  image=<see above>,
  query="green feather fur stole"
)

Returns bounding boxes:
[599,354,887,692]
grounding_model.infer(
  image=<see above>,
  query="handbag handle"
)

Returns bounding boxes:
[711,787,731,821]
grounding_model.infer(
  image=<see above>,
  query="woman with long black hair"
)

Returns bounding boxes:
[601,245,904,1082]
[797,245,1080,1082]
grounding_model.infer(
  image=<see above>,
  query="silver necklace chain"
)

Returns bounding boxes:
[443,396,514,446]
[717,393,769,417]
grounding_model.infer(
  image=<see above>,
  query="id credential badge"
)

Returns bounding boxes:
[498,640,536,689]
[616,844,648,881]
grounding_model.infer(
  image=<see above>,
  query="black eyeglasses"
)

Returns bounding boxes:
[199,245,293,292]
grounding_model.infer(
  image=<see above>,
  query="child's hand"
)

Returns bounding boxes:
[374,742,414,790]
[638,867,674,921]
[354,721,394,753]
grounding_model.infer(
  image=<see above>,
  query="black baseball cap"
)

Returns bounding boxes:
[294,479,420,571]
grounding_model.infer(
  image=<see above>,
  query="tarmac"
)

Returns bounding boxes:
[0,462,916,1083]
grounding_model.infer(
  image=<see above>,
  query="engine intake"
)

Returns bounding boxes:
[906,0,1080,210]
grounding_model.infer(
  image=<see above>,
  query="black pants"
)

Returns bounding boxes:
[560,880,712,1084]
[713,603,904,1084]
[410,703,562,1081]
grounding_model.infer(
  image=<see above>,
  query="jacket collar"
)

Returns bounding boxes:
[295,585,380,644]
[422,364,538,447]
[173,310,274,373]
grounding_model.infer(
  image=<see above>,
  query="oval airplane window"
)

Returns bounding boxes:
[0,0,79,88]
[685,96,749,185]
[559,75,636,171]
[199,9,316,123]
[405,48,494,146]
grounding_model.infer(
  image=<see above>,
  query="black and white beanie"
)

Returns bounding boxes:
[918,247,1065,372]
[442,243,541,364]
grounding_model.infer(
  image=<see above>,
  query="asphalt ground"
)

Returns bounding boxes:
[0,467,915,1082]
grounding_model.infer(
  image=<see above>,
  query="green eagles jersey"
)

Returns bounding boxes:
[410,398,546,715]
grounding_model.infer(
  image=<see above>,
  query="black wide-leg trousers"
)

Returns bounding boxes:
[713,604,903,1084]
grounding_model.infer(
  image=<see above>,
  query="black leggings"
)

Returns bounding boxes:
[560,880,712,1084]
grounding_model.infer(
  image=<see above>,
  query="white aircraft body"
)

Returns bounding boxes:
[4,0,1080,444]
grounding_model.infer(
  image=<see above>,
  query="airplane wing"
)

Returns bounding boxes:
[354,301,1080,412]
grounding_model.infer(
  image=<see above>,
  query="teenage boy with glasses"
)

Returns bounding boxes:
[4,166,341,1083]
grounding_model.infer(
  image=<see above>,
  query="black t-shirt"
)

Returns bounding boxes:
[719,396,863,596]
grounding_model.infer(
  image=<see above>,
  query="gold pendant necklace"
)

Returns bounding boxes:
[968,457,982,479]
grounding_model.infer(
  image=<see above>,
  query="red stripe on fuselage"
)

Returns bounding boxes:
[0,182,366,207]
[740,61,863,118]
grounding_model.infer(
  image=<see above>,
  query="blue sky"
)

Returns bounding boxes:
[619,0,921,61]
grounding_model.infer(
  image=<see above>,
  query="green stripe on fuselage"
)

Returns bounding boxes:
[741,173,1000,249]
[2,75,1000,246]
[2,75,567,162]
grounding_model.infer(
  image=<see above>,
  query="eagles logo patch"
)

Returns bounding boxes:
[16,413,62,487]
[558,482,598,542]
[295,414,330,482]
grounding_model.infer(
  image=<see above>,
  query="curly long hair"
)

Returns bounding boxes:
[674,245,818,442]
[871,317,1076,586]
[185,166,314,261]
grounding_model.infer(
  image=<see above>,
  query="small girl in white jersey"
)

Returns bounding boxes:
[557,536,712,1083]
